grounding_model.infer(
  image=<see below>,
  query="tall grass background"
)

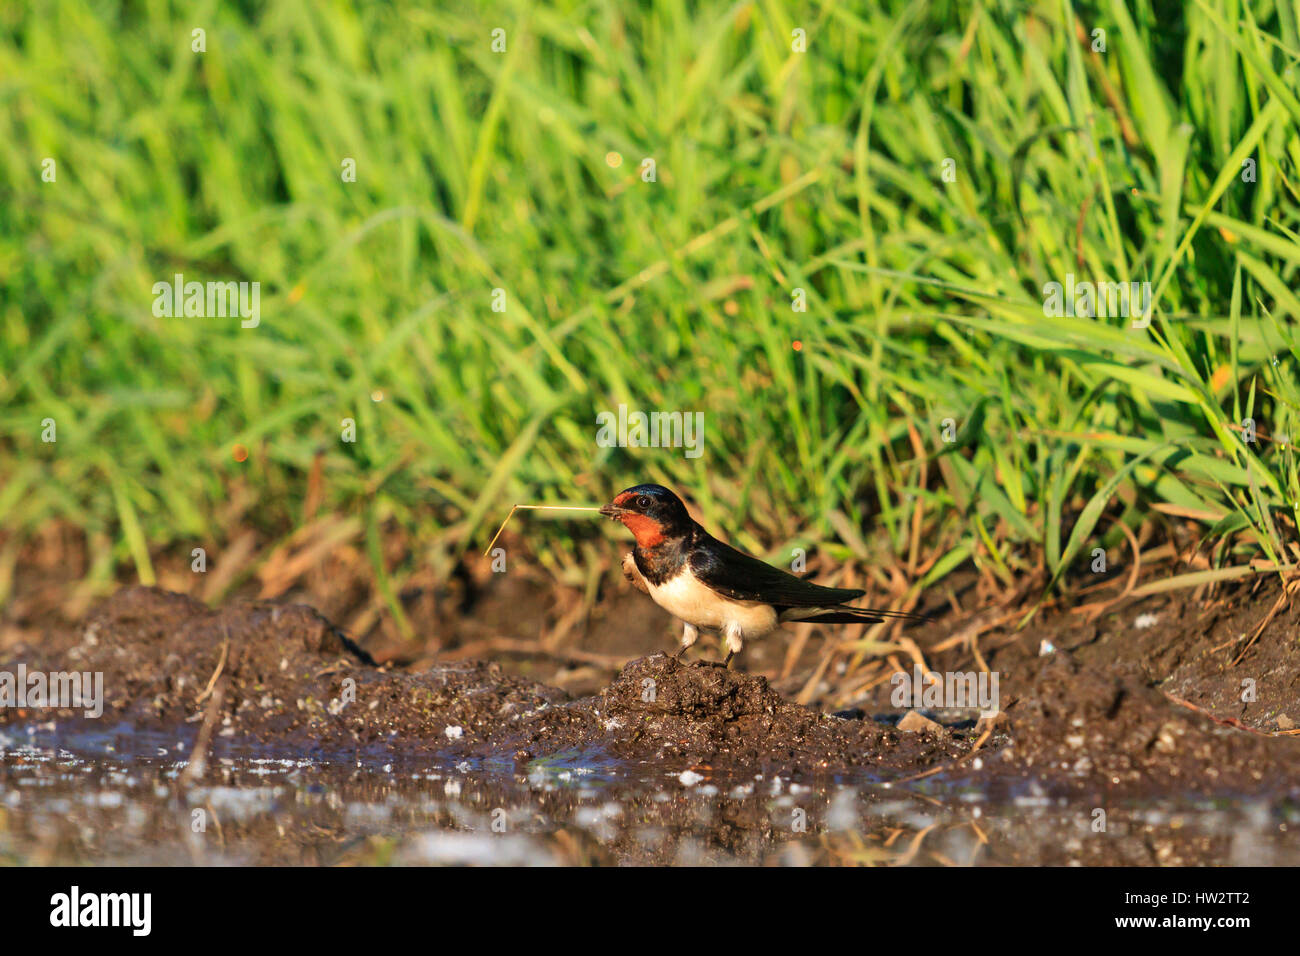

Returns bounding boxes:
[2,0,1299,620]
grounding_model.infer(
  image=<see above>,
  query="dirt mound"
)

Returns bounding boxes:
[499,655,969,774]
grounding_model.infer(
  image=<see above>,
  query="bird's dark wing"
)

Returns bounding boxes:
[689,534,866,607]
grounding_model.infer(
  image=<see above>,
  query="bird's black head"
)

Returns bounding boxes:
[599,484,692,546]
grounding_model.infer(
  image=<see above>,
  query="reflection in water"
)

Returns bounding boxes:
[0,724,1296,866]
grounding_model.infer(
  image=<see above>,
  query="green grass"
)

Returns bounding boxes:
[2,0,1299,611]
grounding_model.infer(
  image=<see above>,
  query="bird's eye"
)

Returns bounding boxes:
[636,495,651,510]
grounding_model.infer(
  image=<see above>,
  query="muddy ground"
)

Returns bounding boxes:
[4,581,1300,791]
[2,580,1299,864]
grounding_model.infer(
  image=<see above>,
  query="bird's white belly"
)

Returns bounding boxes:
[646,570,778,637]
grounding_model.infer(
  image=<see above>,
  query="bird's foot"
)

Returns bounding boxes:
[672,622,699,662]
[720,624,742,670]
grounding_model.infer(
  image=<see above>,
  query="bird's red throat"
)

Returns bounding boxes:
[620,514,666,548]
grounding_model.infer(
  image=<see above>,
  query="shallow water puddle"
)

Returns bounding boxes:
[1,724,1296,866]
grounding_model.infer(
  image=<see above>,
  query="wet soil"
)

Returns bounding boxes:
[2,583,1299,864]
[1,587,968,776]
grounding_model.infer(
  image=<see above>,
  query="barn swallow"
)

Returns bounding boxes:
[600,484,926,666]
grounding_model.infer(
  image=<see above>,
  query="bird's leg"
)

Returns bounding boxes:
[674,622,699,660]
[721,623,744,668]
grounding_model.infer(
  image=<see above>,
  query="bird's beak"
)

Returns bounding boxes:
[599,504,627,519]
